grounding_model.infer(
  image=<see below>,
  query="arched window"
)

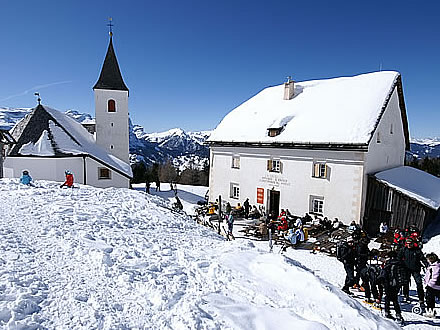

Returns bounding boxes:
[107,99,116,112]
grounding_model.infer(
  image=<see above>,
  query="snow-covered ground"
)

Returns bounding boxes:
[0,180,438,329]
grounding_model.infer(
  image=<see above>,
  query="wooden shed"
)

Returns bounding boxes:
[363,166,440,235]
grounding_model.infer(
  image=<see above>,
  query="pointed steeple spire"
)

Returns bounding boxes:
[93,36,129,92]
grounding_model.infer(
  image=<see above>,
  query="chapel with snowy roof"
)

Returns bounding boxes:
[2,32,132,188]
[208,72,440,234]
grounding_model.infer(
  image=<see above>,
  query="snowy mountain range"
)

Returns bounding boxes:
[1,107,438,168]
[0,107,211,170]
[129,123,211,170]
[408,137,440,159]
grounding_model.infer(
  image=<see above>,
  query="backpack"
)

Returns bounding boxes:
[367,265,380,284]
[336,241,348,261]
[388,263,407,287]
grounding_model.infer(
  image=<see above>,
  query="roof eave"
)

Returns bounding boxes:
[207,140,369,151]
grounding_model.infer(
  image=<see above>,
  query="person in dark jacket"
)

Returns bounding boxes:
[398,237,428,305]
[225,202,232,215]
[354,236,370,290]
[340,236,357,294]
[243,198,250,219]
[423,253,440,318]
[379,250,404,322]
[361,263,383,305]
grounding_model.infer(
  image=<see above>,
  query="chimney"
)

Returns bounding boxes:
[283,76,294,100]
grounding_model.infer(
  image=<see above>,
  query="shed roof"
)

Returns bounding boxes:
[375,166,440,210]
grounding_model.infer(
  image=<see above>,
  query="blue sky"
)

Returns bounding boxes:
[0,0,439,138]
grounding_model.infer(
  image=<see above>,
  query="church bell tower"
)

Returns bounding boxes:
[93,24,129,164]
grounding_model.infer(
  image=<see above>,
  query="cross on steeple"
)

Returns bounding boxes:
[34,92,41,105]
[107,17,113,37]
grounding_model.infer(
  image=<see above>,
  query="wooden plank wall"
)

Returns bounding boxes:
[363,176,437,235]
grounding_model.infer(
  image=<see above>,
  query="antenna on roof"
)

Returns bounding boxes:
[286,76,292,83]
[379,62,382,72]
[107,17,113,37]
[34,92,41,105]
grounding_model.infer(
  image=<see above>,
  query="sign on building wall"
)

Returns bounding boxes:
[257,188,264,204]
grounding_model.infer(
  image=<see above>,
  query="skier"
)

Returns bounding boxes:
[243,198,250,219]
[360,249,383,305]
[226,212,234,235]
[19,170,34,186]
[155,179,160,192]
[354,236,370,291]
[337,236,357,295]
[145,181,151,194]
[398,237,428,305]
[60,170,74,188]
[393,229,405,249]
[378,250,405,324]
[361,263,383,306]
[423,252,440,318]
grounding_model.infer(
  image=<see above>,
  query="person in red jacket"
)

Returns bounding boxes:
[277,215,288,233]
[60,170,74,188]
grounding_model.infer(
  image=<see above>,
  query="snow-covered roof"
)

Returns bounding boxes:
[9,105,132,178]
[375,166,440,210]
[209,71,403,146]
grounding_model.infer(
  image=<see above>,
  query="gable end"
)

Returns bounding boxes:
[366,75,410,151]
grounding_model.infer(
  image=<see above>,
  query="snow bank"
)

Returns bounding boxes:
[0,179,397,329]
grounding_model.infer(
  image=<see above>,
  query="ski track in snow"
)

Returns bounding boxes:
[1,179,400,329]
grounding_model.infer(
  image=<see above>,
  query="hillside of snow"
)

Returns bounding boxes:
[0,179,400,329]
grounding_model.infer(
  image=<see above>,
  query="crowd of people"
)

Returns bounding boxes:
[337,223,439,323]
[205,198,440,322]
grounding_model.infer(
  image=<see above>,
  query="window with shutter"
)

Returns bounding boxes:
[230,183,240,199]
[232,156,240,169]
[268,159,281,173]
[312,162,328,179]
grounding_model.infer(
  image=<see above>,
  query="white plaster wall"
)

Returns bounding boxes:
[85,157,130,188]
[94,89,129,164]
[209,146,366,224]
[3,157,84,184]
[3,156,130,188]
[365,87,406,175]
[358,87,407,221]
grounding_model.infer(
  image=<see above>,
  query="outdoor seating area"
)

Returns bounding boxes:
[193,202,426,261]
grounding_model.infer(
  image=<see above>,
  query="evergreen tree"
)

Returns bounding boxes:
[131,162,147,184]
